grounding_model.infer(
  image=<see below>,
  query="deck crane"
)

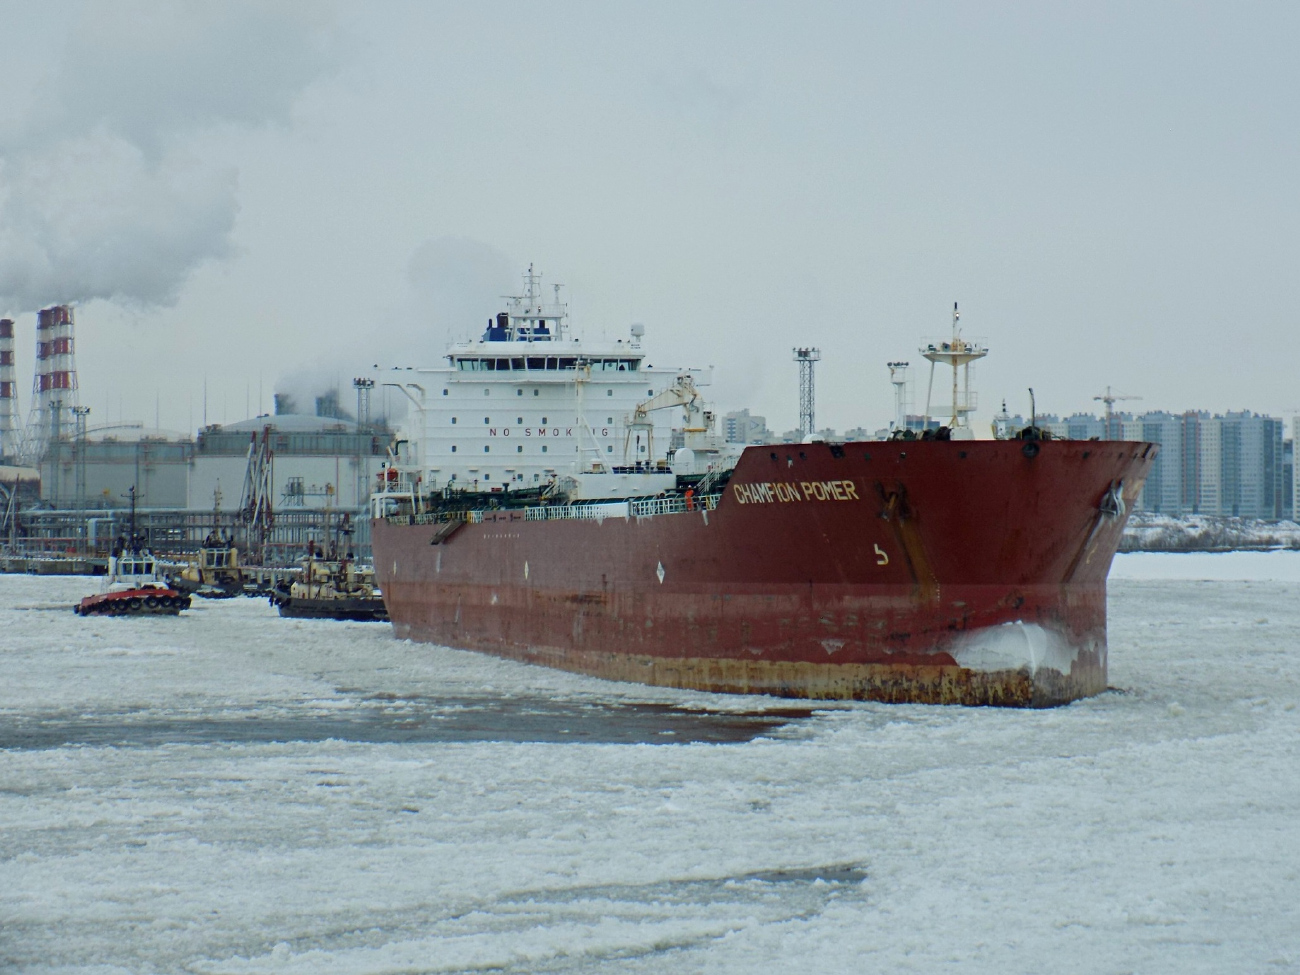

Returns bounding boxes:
[1093,386,1142,440]
[622,374,718,467]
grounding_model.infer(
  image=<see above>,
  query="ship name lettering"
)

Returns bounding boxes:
[732,479,859,504]
[800,480,859,502]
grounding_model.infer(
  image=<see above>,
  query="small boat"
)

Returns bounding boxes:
[270,556,388,621]
[170,533,245,599]
[169,490,246,598]
[75,547,192,616]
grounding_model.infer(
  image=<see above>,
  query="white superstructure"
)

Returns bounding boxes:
[388,267,720,496]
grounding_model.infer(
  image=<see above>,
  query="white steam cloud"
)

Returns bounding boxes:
[0,1,336,312]
[267,238,519,426]
[407,236,519,346]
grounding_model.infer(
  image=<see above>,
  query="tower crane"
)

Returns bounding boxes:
[1093,387,1142,440]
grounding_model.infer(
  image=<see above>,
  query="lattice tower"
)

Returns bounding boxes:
[353,377,375,507]
[793,347,821,439]
[353,377,374,429]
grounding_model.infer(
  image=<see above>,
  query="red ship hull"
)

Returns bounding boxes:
[373,440,1155,706]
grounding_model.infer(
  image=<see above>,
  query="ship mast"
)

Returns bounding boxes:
[921,303,987,438]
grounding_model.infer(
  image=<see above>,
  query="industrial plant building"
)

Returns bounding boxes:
[189,414,385,513]
[36,413,385,514]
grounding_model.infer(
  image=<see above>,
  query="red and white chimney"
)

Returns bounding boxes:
[0,318,18,462]
[21,305,80,464]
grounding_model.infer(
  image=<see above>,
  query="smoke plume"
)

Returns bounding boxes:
[0,1,336,312]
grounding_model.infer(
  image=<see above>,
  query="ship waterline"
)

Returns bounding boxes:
[373,439,1154,707]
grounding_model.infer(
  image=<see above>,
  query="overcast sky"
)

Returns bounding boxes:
[2,0,1298,436]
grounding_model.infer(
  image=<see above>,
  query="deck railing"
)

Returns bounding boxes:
[522,493,722,522]
[523,502,630,522]
[390,493,723,527]
[628,494,720,517]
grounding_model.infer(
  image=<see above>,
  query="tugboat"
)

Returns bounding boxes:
[172,532,244,598]
[75,540,192,616]
[170,490,245,598]
[269,516,388,621]
[75,486,192,617]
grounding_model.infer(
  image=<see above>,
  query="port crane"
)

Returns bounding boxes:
[238,426,275,564]
[1093,386,1142,440]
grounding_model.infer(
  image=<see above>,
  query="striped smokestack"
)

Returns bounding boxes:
[0,318,17,462]
[19,305,79,465]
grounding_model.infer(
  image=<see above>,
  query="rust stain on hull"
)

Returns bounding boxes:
[391,621,1102,708]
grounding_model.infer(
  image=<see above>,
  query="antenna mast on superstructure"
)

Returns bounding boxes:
[921,302,987,439]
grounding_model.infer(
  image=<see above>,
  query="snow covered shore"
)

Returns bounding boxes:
[1121,512,1300,552]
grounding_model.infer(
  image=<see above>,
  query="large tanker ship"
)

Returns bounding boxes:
[371,269,1154,706]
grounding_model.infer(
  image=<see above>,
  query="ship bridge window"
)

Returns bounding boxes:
[546,357,558,369]
[559,357,577,369]
[527,357,545,369]
[511,358,524,369]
